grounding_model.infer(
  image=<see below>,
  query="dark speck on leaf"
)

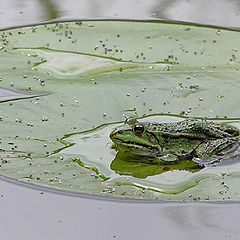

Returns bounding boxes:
[163,167,170,171]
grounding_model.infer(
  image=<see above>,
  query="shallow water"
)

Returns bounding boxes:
[1,20,240,200]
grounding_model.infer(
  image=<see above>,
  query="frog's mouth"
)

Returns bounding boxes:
[112,138,162,157]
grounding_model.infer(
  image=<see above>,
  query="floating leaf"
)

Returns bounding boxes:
[0,21,240,201]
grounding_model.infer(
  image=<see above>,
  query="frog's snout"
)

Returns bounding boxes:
[110,129,121,141]
[109,131,115,140]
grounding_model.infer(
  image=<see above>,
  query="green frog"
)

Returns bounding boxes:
[110,118,240,165]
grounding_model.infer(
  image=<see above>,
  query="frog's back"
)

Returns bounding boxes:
[143,119,239,139]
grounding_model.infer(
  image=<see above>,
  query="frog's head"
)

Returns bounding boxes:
[110,122,162,156]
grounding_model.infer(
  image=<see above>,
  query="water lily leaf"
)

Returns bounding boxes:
[0,21,240,201]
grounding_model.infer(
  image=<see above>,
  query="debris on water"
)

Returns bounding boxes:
[217,95,224,100]
[41,116,48,121]
[171,84,200,98]
[15,118,22,123]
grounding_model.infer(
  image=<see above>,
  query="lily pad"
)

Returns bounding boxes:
[0,20,240,201]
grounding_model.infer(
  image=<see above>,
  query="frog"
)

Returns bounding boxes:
[110,118,240,165]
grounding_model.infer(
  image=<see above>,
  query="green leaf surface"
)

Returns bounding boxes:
[1,20,240,201]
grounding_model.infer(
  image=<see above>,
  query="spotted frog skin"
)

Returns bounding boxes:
[110,119,240,164]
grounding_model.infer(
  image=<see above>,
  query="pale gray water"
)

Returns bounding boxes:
[0,176,240,240]
[1,0,240,28]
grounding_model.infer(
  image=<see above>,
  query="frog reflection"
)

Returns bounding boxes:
[110,151,202,179]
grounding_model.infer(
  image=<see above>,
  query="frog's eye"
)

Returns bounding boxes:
[133,123,145,136]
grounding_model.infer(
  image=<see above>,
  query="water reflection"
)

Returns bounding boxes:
[110,152,201,179]
[162,204,240,235]
[152,0,240,26]
[1,0,240,28]
[37,0,60,20]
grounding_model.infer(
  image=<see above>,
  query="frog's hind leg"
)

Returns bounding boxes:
[193,138,240,166]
